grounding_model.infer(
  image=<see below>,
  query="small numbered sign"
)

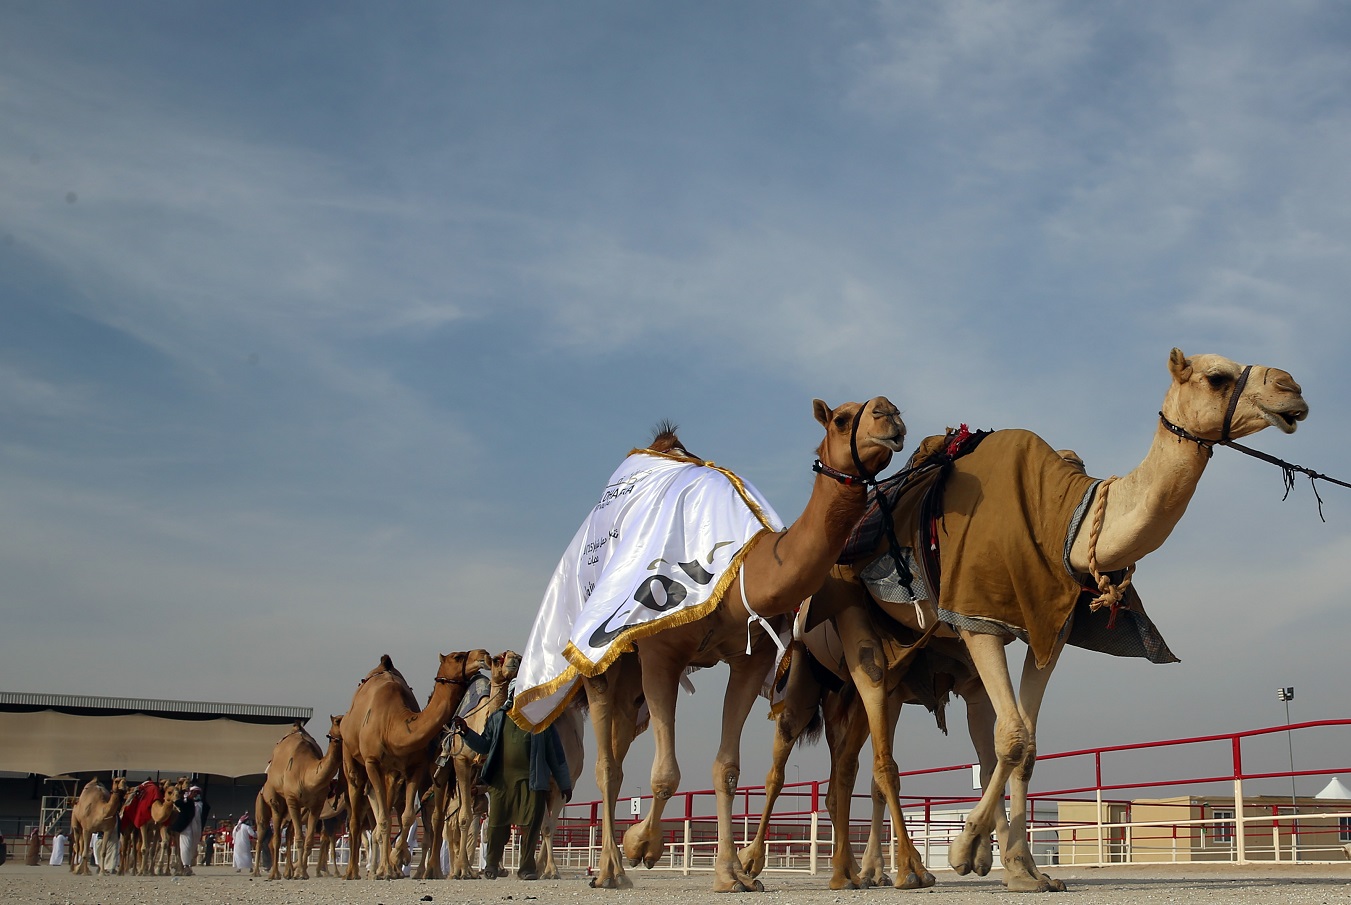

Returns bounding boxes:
[629,797,642,816]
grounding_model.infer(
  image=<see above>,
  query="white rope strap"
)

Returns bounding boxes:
[741,568,787,659]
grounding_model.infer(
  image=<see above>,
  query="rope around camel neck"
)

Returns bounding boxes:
[1087,477,1135,620]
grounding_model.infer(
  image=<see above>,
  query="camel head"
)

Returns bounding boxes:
[327,714,343,743]
[111,776,127,793]
[435,649,492,687]
[812,396,906,481]
[491,650,523,685]
[1163,349,1308,442]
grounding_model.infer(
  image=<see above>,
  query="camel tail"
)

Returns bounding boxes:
[799,706,825,747]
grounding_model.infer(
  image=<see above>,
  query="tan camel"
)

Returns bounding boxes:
[539,701,587,879]
[116,779,161,875]
[149,779,185,875]
[856,349,1307,892]
[256,716,343,880]
[442,650,520,879]
[340,649,490,879]
[580,397,906,891]
[743,446,1090,890]
[70,776,128,875]
[738,618,994,889]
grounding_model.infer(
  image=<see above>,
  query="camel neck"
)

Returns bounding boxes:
[740,473,870,618]
[1070,420,1211,573]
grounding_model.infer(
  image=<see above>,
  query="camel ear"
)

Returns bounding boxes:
[813,398,832,428]
[1168,348,1192,383]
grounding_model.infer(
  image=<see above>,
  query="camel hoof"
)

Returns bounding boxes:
[898,870,936,890]
[643,856,659,869]
[1005,874,1067,893]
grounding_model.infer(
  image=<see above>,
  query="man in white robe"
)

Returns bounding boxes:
[49,830,67,865]
[232,815,255,871]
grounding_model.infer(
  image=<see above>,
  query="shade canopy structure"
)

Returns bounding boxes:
[0,692,313,778]
[1315,777,1351,800]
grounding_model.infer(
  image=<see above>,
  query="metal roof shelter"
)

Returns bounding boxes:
[0,691,313,778]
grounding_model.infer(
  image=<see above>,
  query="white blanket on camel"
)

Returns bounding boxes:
[510,449,783,730]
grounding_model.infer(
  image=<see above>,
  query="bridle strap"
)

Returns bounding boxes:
[814,402,878,487]
[1158,411,1214,457]
[1220,364,1252,443]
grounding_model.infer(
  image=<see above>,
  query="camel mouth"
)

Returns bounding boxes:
[874,430,907,453]
[1263,407,1305,434]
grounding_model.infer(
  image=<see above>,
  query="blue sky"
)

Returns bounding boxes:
[3,1,1350,803]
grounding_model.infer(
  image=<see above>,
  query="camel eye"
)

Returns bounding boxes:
[834,414,850,429]
[1205,373,1230,390]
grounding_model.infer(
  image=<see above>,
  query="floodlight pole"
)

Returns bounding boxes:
[1278,686,1298,859]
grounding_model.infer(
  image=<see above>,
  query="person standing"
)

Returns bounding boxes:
[453,680,572,880]
[231,815,256,872]
[48,829,67,866]
[24,827,41,865]
[172,785,211,875]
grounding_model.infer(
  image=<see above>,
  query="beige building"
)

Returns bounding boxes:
[1058,779,1351,864]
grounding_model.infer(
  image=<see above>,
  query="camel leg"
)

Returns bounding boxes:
[362,763,394,879]
[452,762,479,879]
[821,687,869,889]
[584,666,638,889]
[950,630,1065,893]
[419,782,443,880]
[960,677,1008,876]
[739,642,823,878]
[540,785,564,879]
[622,653,686,871]
[297,808,320,880]
[837,604,934,890]
[252,794,267,878]
[708,651,776,893]
[285,797,306,879]
[858,776,892,887]
[343,767,368,880]
[998,642,1065,892]
[397,777,423,878]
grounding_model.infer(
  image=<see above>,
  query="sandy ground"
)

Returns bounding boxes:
[1,862,1348,905]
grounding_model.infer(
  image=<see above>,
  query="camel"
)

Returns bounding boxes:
[70,776,128,875]
[340,649,490,879]
[116,779,162,875]
[440,650,520,879]
[845,349,1307,893]
[539,701,587,879]
[148,779,186,875]
[738,615,995,889]
[256,716,344,880]
[576,397,906,891]
[740,447,1092,889]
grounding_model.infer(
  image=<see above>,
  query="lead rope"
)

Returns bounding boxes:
[1086,477,1135,628]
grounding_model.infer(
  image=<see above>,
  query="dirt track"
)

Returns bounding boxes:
[1,862,1348,905]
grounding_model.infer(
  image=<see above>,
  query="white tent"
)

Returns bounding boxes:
[1314,777,1351,799]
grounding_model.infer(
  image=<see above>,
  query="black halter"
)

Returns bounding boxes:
[1158,364,1253,456]
[813,402,879,487]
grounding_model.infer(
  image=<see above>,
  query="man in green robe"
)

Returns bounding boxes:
[455,680,572,880]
